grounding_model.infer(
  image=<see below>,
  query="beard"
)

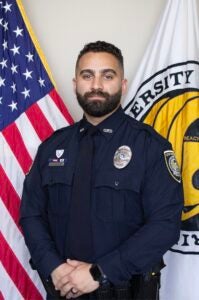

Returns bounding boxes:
[76,88,122,117]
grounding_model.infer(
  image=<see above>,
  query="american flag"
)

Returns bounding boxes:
[0,0,73,299]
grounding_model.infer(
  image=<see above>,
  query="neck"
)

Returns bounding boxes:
[84,105,120,126]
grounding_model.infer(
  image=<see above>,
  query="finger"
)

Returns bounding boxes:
[56,280,69,290]
[71,288,78,294]
[67,291,83,299]
[71,292,83,299]
[60,283,73,297]
[67,259,83,267]
[65,288,81,299]
[56,275,70,290]
[65,291,73,299]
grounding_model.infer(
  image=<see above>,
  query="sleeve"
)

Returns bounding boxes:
[97,137,184,285]
[20,147,64,279]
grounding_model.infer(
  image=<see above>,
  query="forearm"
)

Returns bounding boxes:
[21,215,64,278]
[97,207,182,285]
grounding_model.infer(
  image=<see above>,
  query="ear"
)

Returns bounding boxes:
[121,78,128,96]
[72,78,77,94]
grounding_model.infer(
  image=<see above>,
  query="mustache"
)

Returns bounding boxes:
[84,90,110,98]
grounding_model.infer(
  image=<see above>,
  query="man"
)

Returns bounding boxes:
[20,41,183,300]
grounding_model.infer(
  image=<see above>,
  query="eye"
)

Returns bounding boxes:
[104,73,114,80]
[82,73,93,80]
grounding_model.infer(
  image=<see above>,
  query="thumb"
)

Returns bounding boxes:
[67,259,83,267]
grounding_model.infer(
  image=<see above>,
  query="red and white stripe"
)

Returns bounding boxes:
[0,89,73,299]
[0,262,23,300]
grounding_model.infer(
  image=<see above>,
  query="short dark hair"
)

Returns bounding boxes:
[76,41,124,71]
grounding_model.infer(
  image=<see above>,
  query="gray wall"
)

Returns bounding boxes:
[22,0,193,121]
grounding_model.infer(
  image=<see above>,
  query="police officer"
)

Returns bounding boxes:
[20,41,183,300]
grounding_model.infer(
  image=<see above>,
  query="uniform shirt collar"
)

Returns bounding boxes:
[78,106,126,140]
[78,118,93,139]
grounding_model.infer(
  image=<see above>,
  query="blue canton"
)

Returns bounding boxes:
[0,0,53,130]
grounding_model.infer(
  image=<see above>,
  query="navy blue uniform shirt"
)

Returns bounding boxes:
[20,106,183,286]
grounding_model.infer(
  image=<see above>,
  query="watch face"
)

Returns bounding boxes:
[90,264,102,282]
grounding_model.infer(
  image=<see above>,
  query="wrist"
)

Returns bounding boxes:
[89,264,109,286]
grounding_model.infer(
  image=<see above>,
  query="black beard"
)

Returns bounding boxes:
[76,89,122,117]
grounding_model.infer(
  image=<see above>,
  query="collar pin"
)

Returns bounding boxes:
[103,128,113,133]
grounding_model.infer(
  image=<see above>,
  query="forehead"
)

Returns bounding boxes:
[76,52,121,73]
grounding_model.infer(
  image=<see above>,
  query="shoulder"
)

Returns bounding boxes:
[38,122,79,152]
[124,114,171,149]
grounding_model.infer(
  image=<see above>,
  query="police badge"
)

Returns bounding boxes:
[113,146,132,169]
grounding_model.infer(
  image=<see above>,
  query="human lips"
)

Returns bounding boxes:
[85,91,108,101]
[87,94,106,100]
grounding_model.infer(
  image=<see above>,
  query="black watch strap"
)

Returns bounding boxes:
[89,264,108,286]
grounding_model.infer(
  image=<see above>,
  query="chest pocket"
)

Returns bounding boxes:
[42,168,73,216]
[93,170,143,223]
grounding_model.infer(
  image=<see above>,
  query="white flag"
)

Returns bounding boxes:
[123,0,199,299]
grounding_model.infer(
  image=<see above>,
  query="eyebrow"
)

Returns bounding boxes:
[79,68,117,75]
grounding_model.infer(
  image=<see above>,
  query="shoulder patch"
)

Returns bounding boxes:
[164,150,181,183]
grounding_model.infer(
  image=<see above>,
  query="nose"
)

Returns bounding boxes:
[91,76,103,90]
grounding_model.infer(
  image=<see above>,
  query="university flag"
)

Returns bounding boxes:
[0,0,73,299]
[123,0,199,299]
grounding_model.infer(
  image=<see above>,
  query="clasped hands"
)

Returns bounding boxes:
[51,259,99,299]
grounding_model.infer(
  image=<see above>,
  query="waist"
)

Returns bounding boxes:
[48,282,135,300]
[47,273,161,300]
[91,283,134,300]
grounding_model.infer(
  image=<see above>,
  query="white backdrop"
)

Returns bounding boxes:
[22,0,198,121]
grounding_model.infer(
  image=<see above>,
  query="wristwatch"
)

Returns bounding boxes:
[89,264,109,286]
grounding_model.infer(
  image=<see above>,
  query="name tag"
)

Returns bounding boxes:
[48,158,67,167]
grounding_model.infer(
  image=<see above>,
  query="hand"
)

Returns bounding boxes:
[63,259,99,298]
[51,262,75,293]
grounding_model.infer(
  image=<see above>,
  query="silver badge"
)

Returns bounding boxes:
[56,149,64,158]
[113,146,132,169]
[164,150,181,183]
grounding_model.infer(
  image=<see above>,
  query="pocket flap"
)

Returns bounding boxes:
[42,168,73,186]
[95,170,141,192]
